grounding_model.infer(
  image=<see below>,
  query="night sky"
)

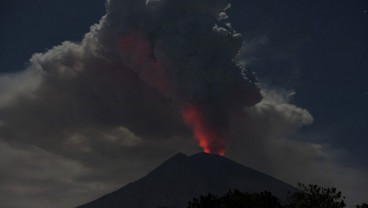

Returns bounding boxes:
[228,0,368,166]
[0,0,367,207]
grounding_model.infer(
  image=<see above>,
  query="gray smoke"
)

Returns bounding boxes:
[0,0,262,154]
[0,0,366,207]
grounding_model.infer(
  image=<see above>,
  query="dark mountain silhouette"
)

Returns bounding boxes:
[77,153,298,208]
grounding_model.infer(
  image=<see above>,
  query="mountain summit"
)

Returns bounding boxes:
[77,153,297,208]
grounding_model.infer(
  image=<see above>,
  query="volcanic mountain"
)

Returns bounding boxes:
[77,153,297,208]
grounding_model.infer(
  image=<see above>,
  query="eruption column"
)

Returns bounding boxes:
[116,0,262,156]
[182,104,226,156]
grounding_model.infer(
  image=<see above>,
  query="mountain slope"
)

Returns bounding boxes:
[77,153,297,208]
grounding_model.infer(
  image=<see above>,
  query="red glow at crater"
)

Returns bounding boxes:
[181,104,225,156]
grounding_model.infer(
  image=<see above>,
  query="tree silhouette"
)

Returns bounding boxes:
[160,183,366,208]
[187,193,220,208]
[356,203,368,208]
[284,183,346,208]
[187,190,282,208]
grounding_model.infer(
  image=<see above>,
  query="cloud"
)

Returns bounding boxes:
[0,67,43,108]
[227,89,368,206]
[0,0,367,207]
[0,140,108,208]
[0,0,261,156]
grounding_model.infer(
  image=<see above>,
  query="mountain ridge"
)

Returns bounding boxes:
[77,152,298,208]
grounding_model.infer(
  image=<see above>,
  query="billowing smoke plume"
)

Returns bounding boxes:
[1,1,368,207]
[109,0,262,154]
[0,0,263,205]
[0,0,261,156]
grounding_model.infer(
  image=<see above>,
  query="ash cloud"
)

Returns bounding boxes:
[0,0,260,206]
[227,89,368,205]
[1,0,261,154]
[0,0,367,207]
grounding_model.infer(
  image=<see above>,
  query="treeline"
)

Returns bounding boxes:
[160,183,368,208]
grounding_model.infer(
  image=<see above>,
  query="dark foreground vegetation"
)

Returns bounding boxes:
[160,183,368,208]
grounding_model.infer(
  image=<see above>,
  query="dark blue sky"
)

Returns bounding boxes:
[0,0,106,72]
[230,0,368,167]
[1,0,367,171]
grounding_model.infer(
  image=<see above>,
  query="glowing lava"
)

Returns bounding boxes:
[118,31,228,156]
[181,104,225,156]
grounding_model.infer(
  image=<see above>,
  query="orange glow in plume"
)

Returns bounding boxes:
[182,104,225,156]
[119,31,229,156]
[119,31,172,96]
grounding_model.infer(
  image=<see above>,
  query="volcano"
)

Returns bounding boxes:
[77,153,297,208]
